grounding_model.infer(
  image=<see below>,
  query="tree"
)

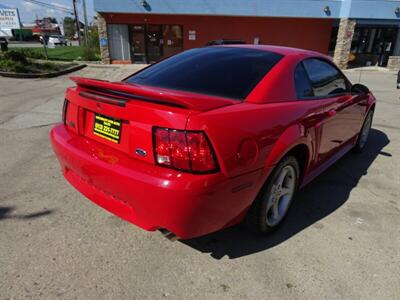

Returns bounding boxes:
[63,17,75,39]
[82,26,100,61]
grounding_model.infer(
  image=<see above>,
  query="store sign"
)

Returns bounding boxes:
[0,8,20,30]
[188,30,196,41]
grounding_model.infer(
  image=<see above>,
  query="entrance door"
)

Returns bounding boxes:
[108,24,131,62]
[146,25,163,63]
[130,25,146,64]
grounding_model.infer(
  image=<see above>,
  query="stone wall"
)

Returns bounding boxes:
[333,19,356,69]
[97,13,110,64]
[387,56,400,71]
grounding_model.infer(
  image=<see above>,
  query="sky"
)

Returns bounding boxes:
[3,0,96,24]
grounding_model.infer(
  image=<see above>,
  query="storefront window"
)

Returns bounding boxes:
[330,24,398,67]
[162,25,183,57]
[349,26,398,66]
[129,24,183,64]
[108,24,131,62]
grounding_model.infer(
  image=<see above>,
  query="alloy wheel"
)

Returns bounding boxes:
[359,113,372,149]
[265,165,296,227]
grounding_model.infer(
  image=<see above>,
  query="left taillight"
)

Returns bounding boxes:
[153,127,218,174]
[62,99,69,125]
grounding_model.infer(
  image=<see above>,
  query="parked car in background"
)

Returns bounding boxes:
[40,35,67,46]
[50,45,375,240]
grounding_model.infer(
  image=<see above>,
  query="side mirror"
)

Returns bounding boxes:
[351,83,370,95]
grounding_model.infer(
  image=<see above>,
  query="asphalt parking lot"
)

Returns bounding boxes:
[0,65,399,299]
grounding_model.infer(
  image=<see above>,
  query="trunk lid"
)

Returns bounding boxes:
[64,77,237,165]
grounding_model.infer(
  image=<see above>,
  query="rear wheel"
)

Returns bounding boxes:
[246,156,299,234]
[354,110,373,152]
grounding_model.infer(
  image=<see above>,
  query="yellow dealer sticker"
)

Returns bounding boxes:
[93,114,122,144]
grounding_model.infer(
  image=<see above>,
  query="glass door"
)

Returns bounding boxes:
[146,25,163,63]
[130,25,146,64]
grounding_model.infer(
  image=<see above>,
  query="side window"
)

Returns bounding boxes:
[294,63,314,98]
[303,58,349,97]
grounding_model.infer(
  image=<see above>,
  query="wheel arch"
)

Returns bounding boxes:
[264,124,312,187]
[283,144,310,186]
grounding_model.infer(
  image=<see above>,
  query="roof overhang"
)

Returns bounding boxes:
[94,0,400,20]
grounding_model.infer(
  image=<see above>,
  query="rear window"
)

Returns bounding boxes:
[125,47,283,100]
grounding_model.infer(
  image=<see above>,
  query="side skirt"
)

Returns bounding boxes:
[299,138,356,189]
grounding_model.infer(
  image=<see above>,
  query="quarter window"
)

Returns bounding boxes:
[302,59,349,97]
[294,63,314,98]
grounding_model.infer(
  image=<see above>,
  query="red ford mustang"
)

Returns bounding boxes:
[50,45,375,239]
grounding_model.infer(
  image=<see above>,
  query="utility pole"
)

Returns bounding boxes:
[82,0,89,46]
[72,0,81,46]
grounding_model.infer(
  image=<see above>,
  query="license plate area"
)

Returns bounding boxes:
[93,114,122,144]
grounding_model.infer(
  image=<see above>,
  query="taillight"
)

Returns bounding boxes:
[153,127,218,173]
[62,99,69,124]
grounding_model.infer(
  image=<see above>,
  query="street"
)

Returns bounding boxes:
[0,66,399,299]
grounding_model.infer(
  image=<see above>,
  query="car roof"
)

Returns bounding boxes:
[219,44,326,58]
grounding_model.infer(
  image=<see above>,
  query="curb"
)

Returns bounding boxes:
[0,64,87,79]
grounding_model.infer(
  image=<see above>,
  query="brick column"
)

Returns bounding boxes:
[97,13,110,64]
[333,19,356,69]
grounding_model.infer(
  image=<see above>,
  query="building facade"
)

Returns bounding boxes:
[94,0,400,69]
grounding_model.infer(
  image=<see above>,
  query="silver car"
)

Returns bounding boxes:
[43,35,67,46]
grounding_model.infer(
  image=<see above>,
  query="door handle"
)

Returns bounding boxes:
[326,109,337,117]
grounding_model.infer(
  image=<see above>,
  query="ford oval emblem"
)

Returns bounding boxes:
[135,148,147,157]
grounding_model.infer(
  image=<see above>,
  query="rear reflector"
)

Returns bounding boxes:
[153,127,218,173]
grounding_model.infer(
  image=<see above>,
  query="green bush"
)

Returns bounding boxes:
[81,27,100,61]
[16,48,46,59]
[3,50,29,64]
[0,51,76,73]
[2,49,44,61]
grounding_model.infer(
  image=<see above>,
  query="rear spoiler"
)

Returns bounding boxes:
[70,76,237,111]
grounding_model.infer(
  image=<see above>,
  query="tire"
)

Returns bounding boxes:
[246,156,299,234]
[353,110,374,153]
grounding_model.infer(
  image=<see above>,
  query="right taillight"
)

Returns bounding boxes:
[153,127,218,173]
[62,99,69,125]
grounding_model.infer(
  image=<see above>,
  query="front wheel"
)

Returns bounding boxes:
[246,156,299,234]
[353,110,373,152]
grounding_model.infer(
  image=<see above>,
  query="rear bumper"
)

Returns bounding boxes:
[50,124,267,239]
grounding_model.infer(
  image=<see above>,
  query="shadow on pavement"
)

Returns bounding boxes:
[0,206,53,221]
[182,129,390,259]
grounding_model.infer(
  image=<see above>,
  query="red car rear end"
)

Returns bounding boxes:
[51,76,265,239]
